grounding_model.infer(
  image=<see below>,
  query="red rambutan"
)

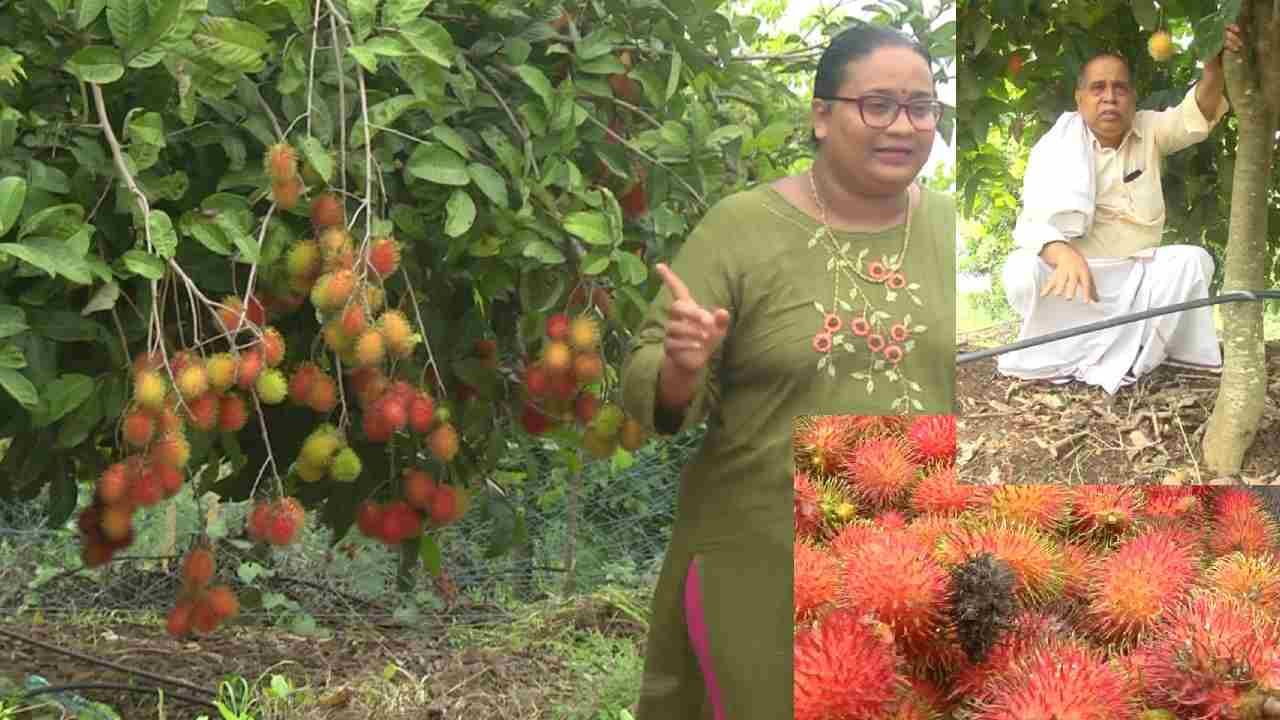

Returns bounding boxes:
[794,539,841,626]
[1085,527,1200,642]
[841,436,919,510]
[905,415,956,464]
[793,609,904,720]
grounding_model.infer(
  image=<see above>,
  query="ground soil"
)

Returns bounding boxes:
[957,328,1280,484]
[0,599,645,720]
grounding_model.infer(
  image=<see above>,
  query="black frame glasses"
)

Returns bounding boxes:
[816,95,945,131]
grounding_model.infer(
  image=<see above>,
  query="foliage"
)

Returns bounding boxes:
[957,0,1280,312]
[0,0,952,596]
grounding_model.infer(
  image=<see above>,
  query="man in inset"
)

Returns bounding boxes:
[997,26,1243,394]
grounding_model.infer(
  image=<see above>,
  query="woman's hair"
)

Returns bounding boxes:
[811,22,933,143]
[815,22,932,99]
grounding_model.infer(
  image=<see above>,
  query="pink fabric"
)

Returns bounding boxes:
[684,558,727,720]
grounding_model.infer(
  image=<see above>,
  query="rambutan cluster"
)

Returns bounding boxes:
[792,414,1280,720]
[518,312,646,459]
[167,543,239,638]
[353,468,470,546]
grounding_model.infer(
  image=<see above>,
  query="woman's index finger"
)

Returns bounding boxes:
[655,263,693,302]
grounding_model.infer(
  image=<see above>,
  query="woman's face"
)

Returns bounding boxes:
[812,46,936,196]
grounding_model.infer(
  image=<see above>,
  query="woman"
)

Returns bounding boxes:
[619,21,955,720]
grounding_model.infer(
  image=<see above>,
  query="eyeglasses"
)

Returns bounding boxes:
[817,95,945,131]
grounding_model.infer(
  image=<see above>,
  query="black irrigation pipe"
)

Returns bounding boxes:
[957,290,1280,365]
[21,682,218,710]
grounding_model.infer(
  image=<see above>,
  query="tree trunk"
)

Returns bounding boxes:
[562,451,582,597]
[1203,0,1279,475]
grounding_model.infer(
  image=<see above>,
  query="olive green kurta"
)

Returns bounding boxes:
[621,182,955,720]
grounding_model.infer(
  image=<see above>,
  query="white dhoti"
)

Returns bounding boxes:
[996,245,1222,395]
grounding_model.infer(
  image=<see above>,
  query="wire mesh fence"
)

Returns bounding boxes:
[0,427,706,636]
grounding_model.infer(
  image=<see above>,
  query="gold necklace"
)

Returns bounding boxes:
[808,168,913,284]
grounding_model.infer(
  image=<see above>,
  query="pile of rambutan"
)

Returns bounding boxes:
[793,414,1280,720]
[517,311,648,459]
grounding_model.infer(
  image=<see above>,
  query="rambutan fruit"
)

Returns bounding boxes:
[311,269,355,312]
[235,348,265,390]
[261,327,286,367]
[364,284,385,311]
[379,501,422,544]
[134,370,168,411]
[568,316,599,350]
[157,405,184,435]
[306,374,338,414]
[122,408,155,447]
[362,409,393,443]
[794,415,856,477]
[99,506,132,543]
[356,501,383,538]
[582,425,618,460]
[191,595,221,634]
[154,464,184,498]
[97,464,129,505]
[378,311,415,358]
[984,484,1073,533]
[546,313,570,341]
[310,192,343,228]
[1060,541,1096,603]
[794,539,840,626]
[300,425,342,467]
[182,547,215,588]
[264,142,298,182]
[842,436,919,510]
[1085,527,1200,642]
[295,459,327,483]
[129,468,164,507]
[1210,488,1278,558]
[876,510,908,531]
[205,585,239,620]
[429,484,468,527]
[1142,486,1205,526]
[288,363,321,406]
[427,423,459,462]
[354,329,386,367]
[542,341,573,373]
[905,415,956,463]
[593,404,625,437]
[793,609,904,720]
[272,176,304,210]
[318,227,354,268]
[366,236,401,278]
[795,470,823,540]
[166,600,195,638]
[572,352,603,384]
[186,392,220,431]
[1203,552,1280,615]
[132,350,164,375]
[375,393,408,431]
[847,414,906,439]
[285,239,321,280]
[1141,592,1280,720]
[82,542,114,568]
[892,677,947,720]
[619,417,646,451]
[975,643,1139,720]
[215,393,247,433]
[843,531,949,647]
[549,370,578,402]
[408,391,434,434]
[218,295,265,333]
[329,447,362,482]
[403,469,437,511]
[948,552,1019,664]
[521,402,550,435]
[525,364,551,397]
[910,465,979,516]
[949,611,1080,704]
[206,353,238,392]
[1073,485,1144,536]
[175,361,209,401]
[341,303,367,338]
[934,521,1066,605]
[574,391,599,425]
[255,368,288,405]
[265,505,301,546]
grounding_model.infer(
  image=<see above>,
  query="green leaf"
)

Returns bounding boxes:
[121,249,166,279]
[407,143,470,185]
[32,374,94,428]
[64,46,125,84]
[563,211,614,246]
[19,204,85,240]
[383,0,429,27]
[0,243,60,278]
[615,249,647,285]
[82,281,121,316]
[444,190,476,238]
[348,45,379,73]
[126,111,165,146]
[125,0,184,66]
[107,0,146,52]
[46,462,79,529]
[523,240,565,264]
[399,18,456,67]
[575,29,619,61]
[577,55,626,75]
[417,532,442,575]
[0,368,37,408]
[148,209,178,259]
[515,65,554,111]
[0,306,28,339]
[192,17,270,74]
[430,125,470,159]
[0,177,25,236]
[666,51,682,102]
[349,0,380,41]
[355,95,429,146]
[300,136,334,183]
[581,253,610,275]
[1131,0,1158,31]
[31,312,103,343]
[231,227,260,264]
[467,164,508,209]
[55,385,102,448]
[76,0,108,29]
[0,345,24,369]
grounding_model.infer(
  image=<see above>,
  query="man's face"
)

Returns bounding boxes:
[1075,56,1137,147]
